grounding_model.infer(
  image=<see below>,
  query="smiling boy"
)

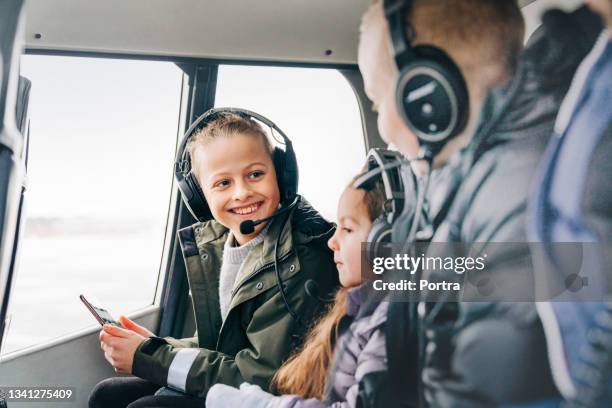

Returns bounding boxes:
[89,111,338,408]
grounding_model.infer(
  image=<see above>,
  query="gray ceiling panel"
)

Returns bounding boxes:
[24,0,371,63]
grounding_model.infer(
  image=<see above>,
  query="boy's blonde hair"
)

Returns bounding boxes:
[409,0,524,85]
[187,112,274,163]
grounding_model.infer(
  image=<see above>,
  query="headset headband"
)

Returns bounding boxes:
[353,149,406,225]
[384,0,415,68]
[176,107,293,169]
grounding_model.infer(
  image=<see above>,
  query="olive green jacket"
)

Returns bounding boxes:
[132,198,338,398]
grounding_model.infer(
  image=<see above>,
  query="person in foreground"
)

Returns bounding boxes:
[356,0,593,405]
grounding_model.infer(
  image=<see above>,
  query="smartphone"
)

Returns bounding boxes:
[79,294,122,327]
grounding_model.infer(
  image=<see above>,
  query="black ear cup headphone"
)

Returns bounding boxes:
[174,107,299,222]
[353,149,409,259]
[384,0,469,156]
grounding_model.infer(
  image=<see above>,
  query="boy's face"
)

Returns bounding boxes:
[193,133,280,245]
[327,188,373,288]
[358,3,421,158]
[585,0,612,29]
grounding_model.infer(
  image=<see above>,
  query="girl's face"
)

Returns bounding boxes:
[327,187,373,288]
[193,133,281,245]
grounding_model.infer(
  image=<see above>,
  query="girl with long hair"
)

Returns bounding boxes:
[206,173,389,407]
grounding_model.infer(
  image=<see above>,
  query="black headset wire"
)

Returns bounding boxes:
[273,200,308,346]
[403,151,433,408]
[404,153,432,253]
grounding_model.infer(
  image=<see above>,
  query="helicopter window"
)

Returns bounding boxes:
[2,55,183,355]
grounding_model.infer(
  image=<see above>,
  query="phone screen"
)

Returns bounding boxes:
[80,294,122,327]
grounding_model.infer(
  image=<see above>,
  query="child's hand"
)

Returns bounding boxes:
[118,315,154,338]
[99,324,146,374]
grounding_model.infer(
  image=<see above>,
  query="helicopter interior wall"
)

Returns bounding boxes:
[0,309,159,408]
[0,0,27,355]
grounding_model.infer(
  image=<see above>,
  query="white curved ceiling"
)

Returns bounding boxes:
[23,0,580,64]
[24,0,371,64]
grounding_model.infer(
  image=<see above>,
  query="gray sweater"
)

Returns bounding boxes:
[219,226,268,321]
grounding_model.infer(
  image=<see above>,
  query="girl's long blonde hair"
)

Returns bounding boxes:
[272,175,385,399]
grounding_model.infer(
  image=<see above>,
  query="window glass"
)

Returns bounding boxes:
[215,65,366,221]
[2,55,182,355]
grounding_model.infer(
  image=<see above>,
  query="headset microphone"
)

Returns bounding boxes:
[239,220,262,236]
[239,196,300,235]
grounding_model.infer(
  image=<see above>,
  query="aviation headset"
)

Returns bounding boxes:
[353,149,411,258]
[384,0,469,157]
[174,107,298,222]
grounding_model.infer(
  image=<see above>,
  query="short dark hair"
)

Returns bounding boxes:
[407,0,525,81]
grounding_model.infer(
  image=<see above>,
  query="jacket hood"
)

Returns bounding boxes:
[472,6,602,157]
